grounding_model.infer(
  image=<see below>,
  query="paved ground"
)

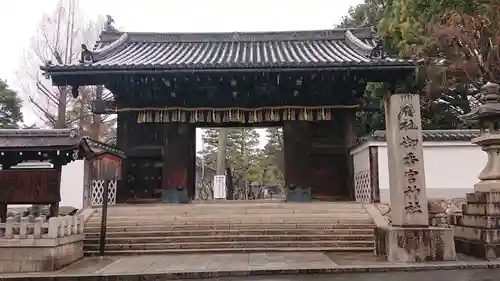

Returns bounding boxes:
[181,269,500,281]
[1,252,500,279]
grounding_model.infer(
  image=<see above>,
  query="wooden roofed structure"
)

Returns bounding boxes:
[0,128,92,221]
[41,19,417,203]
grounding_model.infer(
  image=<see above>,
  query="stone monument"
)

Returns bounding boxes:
[375,93,456,262]
[454,82,500,259]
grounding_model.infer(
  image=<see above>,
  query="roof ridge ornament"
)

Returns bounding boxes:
[368,27,386,60]
[104,15,118,32]
[79,44,95,64]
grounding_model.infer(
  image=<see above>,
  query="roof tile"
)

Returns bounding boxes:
[349,129,480,150]
[44,28,415,72]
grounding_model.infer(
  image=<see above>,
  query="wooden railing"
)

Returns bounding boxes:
[0,215,84,239]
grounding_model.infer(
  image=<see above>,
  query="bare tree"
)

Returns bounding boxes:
[18,0,115,142]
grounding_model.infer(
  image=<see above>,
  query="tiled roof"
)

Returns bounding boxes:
[87,139,125,158]
[43,28,415,72]
[349,129,480,150]
[0,129,86,150]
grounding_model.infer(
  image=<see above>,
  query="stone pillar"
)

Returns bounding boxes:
[385,94,429,226]
[454,82,500,259]
[375,93,456,262]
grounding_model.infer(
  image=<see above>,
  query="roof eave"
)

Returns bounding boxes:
[43,63,417,75]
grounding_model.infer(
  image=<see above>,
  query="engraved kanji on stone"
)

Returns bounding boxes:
[405,201,423,214]
[404,169,419,184]
[397,104,415,121]
[399,119,419,130]
[401,136,418,148]
[404,185,421,194]
[403,152,419,165]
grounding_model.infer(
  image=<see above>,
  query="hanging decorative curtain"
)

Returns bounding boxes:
[109,105,357,124]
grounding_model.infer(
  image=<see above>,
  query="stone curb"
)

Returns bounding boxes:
[3,262,500,280]
[364,204,389,227]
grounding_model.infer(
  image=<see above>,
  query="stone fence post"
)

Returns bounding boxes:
[0,215,84,239]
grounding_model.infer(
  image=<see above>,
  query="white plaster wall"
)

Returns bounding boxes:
[352,144,370,173]
[60,160,85,209]
[377,142,486,202]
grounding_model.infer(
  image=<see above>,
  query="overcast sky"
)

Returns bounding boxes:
[0,0,363,149]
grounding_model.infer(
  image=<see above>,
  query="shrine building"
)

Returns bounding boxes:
[41,22,416,203]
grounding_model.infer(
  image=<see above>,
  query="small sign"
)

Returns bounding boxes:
[213,175,226,199]
[0,170,60,204]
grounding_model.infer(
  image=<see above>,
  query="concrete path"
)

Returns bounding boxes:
[1,252,500,280]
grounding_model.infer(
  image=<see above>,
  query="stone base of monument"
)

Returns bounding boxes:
[375,226,456,262]
[453,191,500,259]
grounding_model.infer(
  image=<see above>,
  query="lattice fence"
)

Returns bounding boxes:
[91,180,117,205]
[354,170,372,203]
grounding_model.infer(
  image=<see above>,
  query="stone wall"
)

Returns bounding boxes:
[375,198,465,227]
[0,215,85,273]
[0,236,84,272]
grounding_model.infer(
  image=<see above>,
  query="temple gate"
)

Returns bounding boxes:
[41,20,416,203]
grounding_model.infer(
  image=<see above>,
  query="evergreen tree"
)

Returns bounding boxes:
[261,128,284,185]
[200,128,261,185]
[339,0,484,135]
[0,79,24,129]
[199,128,220,170]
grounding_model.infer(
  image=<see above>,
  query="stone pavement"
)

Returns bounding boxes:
[181,269,500,281]
[1,252,500,280]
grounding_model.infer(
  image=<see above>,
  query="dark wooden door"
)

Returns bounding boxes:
[126,157,162,201]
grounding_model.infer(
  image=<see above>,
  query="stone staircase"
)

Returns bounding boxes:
[83,202,375,256]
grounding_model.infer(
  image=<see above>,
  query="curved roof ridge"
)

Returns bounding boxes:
[97,27,375,44]
[92,33,129,60]
[344,29,374,57]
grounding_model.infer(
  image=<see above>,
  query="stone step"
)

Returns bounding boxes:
[83,240,374,251]
[84,221,373,228]
[83,228,374,238]
[85,215,372,223]
[88,211,370,219]
[84,234,373,244]
[100,208,365,214]
[99,203,366,209]
[96,210,369,217]
[84,247,372,256]
[83,223,375,232]
[97,206,367,214]
[85,218,372,226]
[88,212,371,219]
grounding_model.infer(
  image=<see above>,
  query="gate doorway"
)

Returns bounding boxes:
[125,157,163,202]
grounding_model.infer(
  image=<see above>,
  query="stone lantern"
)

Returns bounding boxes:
[454,82,500,259]
[460,82,500,192]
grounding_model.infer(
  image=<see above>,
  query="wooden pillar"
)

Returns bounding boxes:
[369,146,380,203]
[0,203,7,223]
[162,124,196,203]
[186,125,196,200]
[283,121,311,191]
[342,109,357,201]
[116,112,128,203]
[283,121,313,202]
[49,164,62,218]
